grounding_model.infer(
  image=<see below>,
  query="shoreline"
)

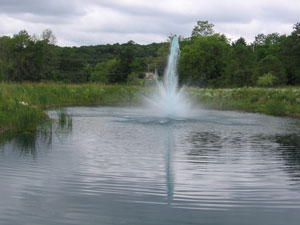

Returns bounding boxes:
[0,83,299,134]
[187,87,300,118]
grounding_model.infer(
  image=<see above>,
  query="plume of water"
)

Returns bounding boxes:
[147,36,190,118]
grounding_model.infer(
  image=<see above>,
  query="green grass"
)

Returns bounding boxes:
[1,83,299,134]
[188,87,300,117]
[0,82,144,107]
[56,109,72,131]
[0,93,47,133]
[0,82,144,133]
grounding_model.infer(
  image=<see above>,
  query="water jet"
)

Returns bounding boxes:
[147,36,191,118]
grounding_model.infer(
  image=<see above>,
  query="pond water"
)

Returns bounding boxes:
[1,106,300,225]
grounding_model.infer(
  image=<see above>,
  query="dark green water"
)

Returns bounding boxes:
[1,106,300,225]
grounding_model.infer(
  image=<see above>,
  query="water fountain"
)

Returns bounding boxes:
[147,36,190,118]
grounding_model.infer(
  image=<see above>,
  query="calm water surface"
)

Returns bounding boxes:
[1,106,300,225]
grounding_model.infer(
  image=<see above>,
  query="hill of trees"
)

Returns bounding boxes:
[1,21,300,87]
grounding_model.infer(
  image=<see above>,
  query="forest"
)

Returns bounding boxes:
[0,21,300,87]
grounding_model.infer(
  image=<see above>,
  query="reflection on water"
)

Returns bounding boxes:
[276,134,300,182]
[1,106,300,225]
[166,126,174,200]
[0,109,72,159]
[0,132,48,159]
[0,132,37,157]
[56,108,73,132]
[277,134,300,162]
[187,131,222,159]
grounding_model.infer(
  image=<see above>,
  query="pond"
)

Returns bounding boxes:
[1,106,300,225]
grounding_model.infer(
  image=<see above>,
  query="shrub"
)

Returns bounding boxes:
[257,73,278,87]
[127,72,144,86]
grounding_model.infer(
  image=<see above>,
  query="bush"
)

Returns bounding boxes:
[127,72,144,85]
[257,73,278,87]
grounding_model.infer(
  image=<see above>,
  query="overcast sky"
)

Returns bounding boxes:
[0,0,299,46]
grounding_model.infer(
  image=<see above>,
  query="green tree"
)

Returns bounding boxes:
[223,37,255,87]
[130,58,145,74]
[83,64,93,82]
[116,42,135,83]
[253,55,286,85]
[0,29,58,82]
[9,30,32,81]
[39,29,57,80]
[0,36,14,81]
[3,30,46,81]
[58,48,87,82]
[144,42,169,76]
[127,72,143,85]
[256,72,278,87]
[179,34,230,87]
[191,21,215,38]
[279,22,300,84]
[91,59,119,83]
[42,29,57,45]
[253,33,286,61]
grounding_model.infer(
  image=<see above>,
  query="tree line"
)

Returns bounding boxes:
[0,29,169,84]
[179,21,300,87]
[0,21,300,87]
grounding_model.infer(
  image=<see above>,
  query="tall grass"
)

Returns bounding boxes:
[56,109,72,131]
[0,82,144,107]
[188,87,300,116]
[0,82,144,133]
[1,83,299,133]
[0,93,47,133]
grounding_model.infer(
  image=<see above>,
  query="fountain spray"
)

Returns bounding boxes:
[147,36,190,118]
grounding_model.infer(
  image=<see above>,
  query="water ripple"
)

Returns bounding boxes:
[1,107,300,225]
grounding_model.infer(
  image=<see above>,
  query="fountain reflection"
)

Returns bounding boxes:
[166,125,174,200]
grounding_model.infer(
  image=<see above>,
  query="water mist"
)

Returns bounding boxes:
[147,36,190,118]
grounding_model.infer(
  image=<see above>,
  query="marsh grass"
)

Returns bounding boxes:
[0,94,48,133]
[1,83,299,133]
[0,82,145,133]
[56,109,72,132]
[265,101,287,116]
[0,130,53,158]
[58,109,67,127]
[188,87,300,117]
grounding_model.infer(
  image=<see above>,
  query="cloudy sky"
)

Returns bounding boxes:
[0,0,299,46]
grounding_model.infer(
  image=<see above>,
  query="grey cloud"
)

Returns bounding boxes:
[0,0,299,46]
[259,4,300,23]
[91,0,254,23]
[0,0,84,16]
[15,13,77,25]
[88,0,176,18]
[90,0,249,24]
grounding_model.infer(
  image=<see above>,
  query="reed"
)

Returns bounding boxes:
[0,82,144,133]
[0,93,47,133]
[56,109,72,131]
[1,83,299,133]
[188,87,300,117]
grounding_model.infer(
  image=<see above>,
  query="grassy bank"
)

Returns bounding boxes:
[0,83,144,133]
[1,83,299,133]
[188,87,300,117]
